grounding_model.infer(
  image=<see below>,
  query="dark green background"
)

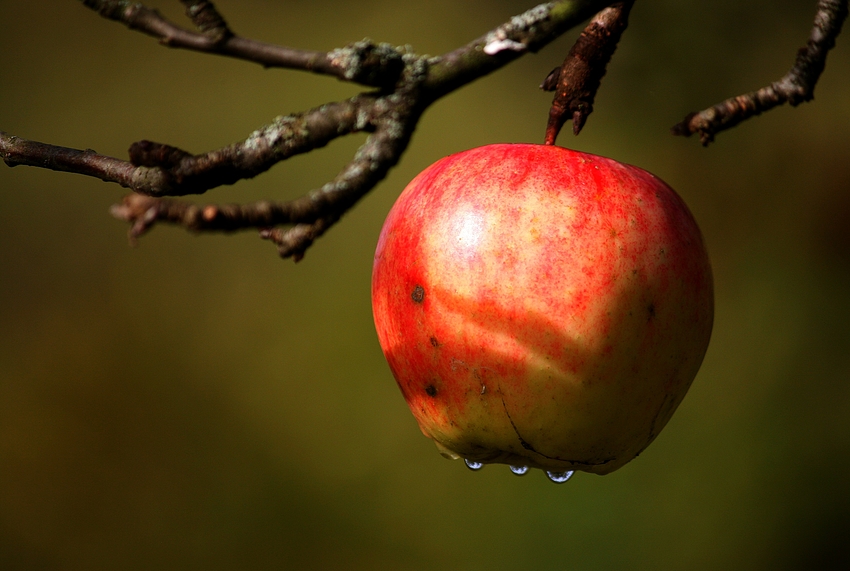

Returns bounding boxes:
[2,1,849,569]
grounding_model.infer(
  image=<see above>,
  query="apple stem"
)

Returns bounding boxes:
[542,1,635,145]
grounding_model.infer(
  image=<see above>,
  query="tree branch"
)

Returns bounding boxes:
[0,0,612,260]
[108,79,424,261]
[1,97,370,196]
[422,1,606,100]
[672,0,848,145]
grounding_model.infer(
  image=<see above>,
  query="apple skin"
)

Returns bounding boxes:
[371,144,713,475]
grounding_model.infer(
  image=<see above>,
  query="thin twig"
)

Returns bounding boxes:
[672,0,848,145]
[81,0,406,88]
[542,0,634,144]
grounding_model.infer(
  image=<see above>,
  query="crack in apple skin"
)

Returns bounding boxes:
[372,144,714,476]
[499,392,616,468]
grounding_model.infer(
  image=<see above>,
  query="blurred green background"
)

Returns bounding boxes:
[2,1,849,569]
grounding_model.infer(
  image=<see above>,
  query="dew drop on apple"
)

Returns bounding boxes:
[464,459,484,471]
[546,470,574,483]
[509,465,529,475]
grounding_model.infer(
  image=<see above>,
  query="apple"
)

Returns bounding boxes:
[371,144,713,478]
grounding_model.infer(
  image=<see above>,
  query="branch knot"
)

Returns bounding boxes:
[328,40,405,89]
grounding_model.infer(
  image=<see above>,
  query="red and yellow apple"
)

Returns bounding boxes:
[371,144,713,476]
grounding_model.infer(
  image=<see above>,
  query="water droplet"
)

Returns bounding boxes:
[509,465,529,476]
[464,459,484,471]
[546,470,575,483]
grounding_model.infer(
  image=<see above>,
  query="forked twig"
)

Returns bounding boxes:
[83,0,406,87]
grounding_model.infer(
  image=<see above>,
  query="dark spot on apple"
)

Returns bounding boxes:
[429,336,439,347]
[425,384,438,397]
[647,302,656,320]
[411,284,425,303]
